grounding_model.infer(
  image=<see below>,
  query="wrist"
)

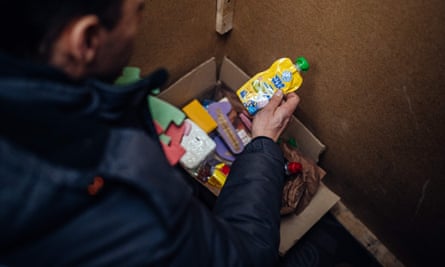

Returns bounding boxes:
[245,136,284,161]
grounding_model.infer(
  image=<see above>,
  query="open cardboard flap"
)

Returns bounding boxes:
[159,57,340,255]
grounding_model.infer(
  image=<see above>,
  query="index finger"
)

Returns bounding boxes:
[262,90,284,112]
[275,93,300,117]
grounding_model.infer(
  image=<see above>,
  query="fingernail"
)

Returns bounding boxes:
[275,90,283,97]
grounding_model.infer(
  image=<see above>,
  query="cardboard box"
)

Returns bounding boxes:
[158,57,340,255]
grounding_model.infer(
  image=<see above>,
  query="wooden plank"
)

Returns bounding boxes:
[216,0,235,34]
[330,202,405,267]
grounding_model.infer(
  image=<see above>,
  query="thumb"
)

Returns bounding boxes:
[264,90,283,111]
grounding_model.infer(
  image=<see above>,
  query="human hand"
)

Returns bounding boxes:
[251,91,300,142]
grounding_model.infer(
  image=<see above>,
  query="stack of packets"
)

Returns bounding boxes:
[149,84,326,216]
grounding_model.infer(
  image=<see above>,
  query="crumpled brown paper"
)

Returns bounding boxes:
[280,142,326,215]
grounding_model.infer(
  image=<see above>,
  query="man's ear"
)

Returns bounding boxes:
[68,15,102,64]
[50,15,104,79]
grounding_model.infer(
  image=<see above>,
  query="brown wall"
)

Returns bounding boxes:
[132,0,445,266]
[131,0,224,85]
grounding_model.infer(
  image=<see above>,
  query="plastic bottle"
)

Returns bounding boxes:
[236,57,309,115]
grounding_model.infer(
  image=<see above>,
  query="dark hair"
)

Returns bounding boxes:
[0,0,123,61]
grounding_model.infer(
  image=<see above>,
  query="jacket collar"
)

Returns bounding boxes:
[0,52,168,167]
[0,52,168,122]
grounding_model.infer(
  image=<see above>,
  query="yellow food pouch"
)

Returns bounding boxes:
[236,57,309,115]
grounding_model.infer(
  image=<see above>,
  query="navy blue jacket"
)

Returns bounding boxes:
[0,53,286,267]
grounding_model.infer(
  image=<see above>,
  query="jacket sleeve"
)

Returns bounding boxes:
[213,136,286,266]
[132,136,286,267]
[156,136,285,267]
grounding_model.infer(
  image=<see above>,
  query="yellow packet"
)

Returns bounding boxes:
[236,57,309,115]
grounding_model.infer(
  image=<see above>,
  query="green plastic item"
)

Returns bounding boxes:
[151,88,161,95]
[148,95,186,131]
[295,57,309,72]
[114,66,141,85]
[287,137,299,149]
[159,134,171,145]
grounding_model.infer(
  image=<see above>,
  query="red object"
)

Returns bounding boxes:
[285,162,302,175]
[88,176,104,196]
[220,164,231,176]
[160,122,186,166]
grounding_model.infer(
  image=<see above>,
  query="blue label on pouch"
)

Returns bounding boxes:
[272,75,285,89]
[239,90,247,98]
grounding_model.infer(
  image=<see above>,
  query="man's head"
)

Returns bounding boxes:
[0,0,145,81]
